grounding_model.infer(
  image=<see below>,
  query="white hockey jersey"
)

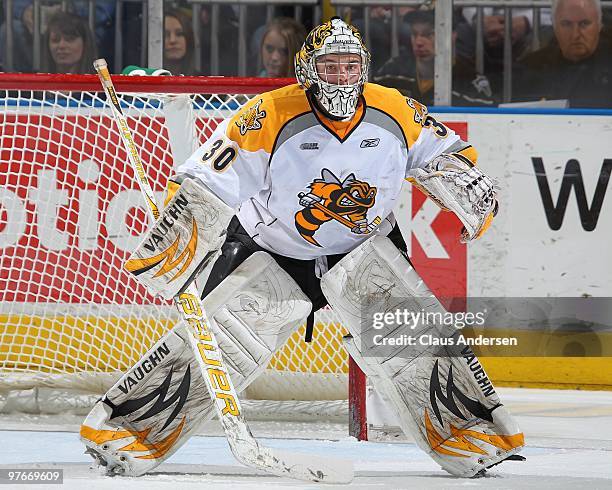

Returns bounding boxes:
[176,83,477,260]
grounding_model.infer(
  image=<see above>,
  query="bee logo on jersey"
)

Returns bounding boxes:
[295,168,381,247]
[235,99,266,136]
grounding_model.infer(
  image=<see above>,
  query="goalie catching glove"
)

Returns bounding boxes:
[407,153,498,242]
[124,178,234,299]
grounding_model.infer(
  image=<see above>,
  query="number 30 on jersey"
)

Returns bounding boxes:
[200,138,238,172]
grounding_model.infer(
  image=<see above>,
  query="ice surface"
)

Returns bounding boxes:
[1,387,611,489]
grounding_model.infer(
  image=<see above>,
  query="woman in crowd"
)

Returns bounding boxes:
[258,17,306,77]
[164,9,196,75]
[41,11,97,74]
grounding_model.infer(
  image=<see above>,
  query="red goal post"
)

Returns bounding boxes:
[0,73,366,436]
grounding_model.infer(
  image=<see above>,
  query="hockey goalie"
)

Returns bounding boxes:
[80,17,524,479]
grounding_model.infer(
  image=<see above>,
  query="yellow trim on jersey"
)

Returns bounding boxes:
[225,83,430,154]
[456,145,479,165]
[362,83,424,148]
[315,101,365,140]
[226,84,311,154]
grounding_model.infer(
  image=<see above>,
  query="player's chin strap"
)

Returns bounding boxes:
[321,235,525,477]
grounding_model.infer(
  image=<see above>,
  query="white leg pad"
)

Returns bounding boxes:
[81,251,311,476]
[321,235,524,477]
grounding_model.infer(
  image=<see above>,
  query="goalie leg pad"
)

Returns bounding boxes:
[81,251,311,476]
[321,235,523,477]
[124,178,234,299]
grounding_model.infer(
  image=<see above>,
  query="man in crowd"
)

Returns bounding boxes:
[375,8,496,106]
[514,0,612,107]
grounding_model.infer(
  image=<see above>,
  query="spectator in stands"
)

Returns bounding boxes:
[459,7,547,51]
[164,9,195,75]
[514,0,612,107]
[197,5,240,75]
[258,17,306,77]
[2,1,114,70]
[352,6,413,74]
[41,12,97,74]
[375,8,495,106]
[455,6,552,96]
[0,3,42,72]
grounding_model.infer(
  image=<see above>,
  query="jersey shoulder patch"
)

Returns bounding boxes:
[227,84,310,153]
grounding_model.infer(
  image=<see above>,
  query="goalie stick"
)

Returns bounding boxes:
[93,59,353,484]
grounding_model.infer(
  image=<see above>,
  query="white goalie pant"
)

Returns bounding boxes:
[320,235,524,477]
[80,251,311,476]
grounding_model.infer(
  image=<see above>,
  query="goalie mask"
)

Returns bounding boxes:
[295,17,370,120]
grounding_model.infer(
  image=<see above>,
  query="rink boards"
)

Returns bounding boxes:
[421,110,612,389]
[1,106,611,390]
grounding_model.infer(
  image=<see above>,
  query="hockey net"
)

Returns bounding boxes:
[0,74,354,420]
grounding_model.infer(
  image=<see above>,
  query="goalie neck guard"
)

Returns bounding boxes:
[295,17,370,121]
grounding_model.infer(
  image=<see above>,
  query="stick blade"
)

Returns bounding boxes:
[230,443,354,484]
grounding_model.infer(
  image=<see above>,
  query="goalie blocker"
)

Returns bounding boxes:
[321,235,524,477]
[124,178,234,299]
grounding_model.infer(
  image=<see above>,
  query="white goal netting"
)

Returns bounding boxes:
[0,75,350,416]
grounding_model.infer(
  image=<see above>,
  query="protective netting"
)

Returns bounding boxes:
[0,80,349,410]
